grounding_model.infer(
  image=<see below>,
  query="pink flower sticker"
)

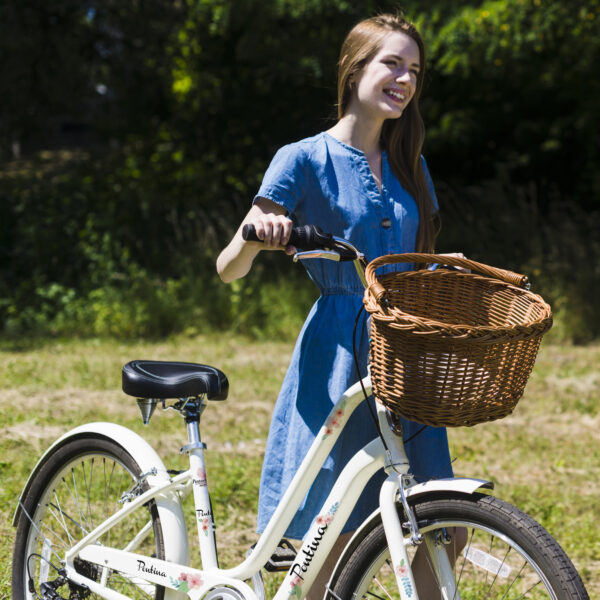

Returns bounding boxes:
[201,517,210,534]
[322,400,347,438]
[188,573,203,589]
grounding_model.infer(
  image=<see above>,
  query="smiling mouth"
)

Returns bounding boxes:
[384,89,407,103]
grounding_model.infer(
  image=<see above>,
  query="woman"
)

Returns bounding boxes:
[217,13,456,598]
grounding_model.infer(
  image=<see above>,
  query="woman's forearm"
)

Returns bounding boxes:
[216,198,292,283]
[216,235,261,283]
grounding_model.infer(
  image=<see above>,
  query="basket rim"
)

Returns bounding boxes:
[363,270,553,340]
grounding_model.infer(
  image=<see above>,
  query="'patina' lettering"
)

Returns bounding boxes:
[137,560,167,578]
[289,525,328,580]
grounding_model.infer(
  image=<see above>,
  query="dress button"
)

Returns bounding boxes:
[381,218,391,228]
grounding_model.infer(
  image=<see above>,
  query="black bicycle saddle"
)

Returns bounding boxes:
[122,360,228,400]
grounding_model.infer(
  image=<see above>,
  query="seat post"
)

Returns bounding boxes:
[181,397,206,451]
[180,396,219,569]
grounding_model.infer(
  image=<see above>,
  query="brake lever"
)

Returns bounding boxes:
[293,250,341,262]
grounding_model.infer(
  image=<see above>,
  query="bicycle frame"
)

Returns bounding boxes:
[17,374,490,600]
[60,377,386,599]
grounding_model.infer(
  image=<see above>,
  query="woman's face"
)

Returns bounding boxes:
[348,31,420,125]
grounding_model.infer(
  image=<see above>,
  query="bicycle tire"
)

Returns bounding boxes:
[12,434,166,600]
[329,493,588,600]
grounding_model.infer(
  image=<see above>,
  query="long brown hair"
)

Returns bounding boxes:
[337,14,438,253]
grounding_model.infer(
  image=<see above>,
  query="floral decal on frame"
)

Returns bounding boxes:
[395,559,413,597]
[169,571,203,593]
[322,400,346,439]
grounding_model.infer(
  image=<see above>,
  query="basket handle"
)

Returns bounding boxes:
[365,253,529,302]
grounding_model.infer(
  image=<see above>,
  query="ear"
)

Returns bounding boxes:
[348,69,358,88]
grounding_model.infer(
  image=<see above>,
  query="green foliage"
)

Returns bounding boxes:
[1,266,316,341]
[0,0,599,342]
[436,180,600,343]
[423,0,600,202]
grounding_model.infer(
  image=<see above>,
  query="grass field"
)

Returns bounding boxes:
[1,333,598,597]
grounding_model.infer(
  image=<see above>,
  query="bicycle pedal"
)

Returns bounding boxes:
[264,539,297,572]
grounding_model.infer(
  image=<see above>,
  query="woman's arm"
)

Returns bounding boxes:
[216,197,295,283]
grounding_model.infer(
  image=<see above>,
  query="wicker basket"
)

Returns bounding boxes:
[363,253,553,427]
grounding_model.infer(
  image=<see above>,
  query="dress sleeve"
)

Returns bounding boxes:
[421,156,439,212]
[253,143,308,215]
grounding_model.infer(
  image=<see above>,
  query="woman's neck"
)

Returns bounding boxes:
[326,114,382,158]
[327,114,385,191]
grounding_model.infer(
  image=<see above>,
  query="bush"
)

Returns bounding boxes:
[436,179,600,343]
[1,257,317,341]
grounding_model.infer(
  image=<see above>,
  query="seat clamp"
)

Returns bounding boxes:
[180,441,207,454]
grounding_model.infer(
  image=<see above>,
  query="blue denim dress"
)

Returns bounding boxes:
[254,132,452,539]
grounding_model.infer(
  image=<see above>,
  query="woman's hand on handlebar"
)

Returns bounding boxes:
[246,211,296,255]
[216,199,297,284]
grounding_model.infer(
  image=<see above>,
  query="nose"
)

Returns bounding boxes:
[395,68,412,83]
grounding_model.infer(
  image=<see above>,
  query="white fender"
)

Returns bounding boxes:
[354,477,493,544]
[406,476,493,499]
[13,422,189,571]
[359,476,493,539]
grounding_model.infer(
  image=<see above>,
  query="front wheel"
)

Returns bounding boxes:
[12,434,166,600]
[330,493,588,599]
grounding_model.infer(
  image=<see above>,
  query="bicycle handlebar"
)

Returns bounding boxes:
[242,224,334,250]
[242,223,361,263]
[241,223,530,291]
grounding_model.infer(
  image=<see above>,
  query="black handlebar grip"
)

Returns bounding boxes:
[242,224,261,242]
[242,224,333,250]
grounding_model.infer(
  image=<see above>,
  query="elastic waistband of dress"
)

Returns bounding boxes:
[319,288,364,297]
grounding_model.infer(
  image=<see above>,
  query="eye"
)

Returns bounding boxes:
[410,68,420,76]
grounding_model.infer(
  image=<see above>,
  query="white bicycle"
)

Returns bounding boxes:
[12,226,588,600]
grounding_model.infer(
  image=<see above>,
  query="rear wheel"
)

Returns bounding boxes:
[12,435,166,600]
[330,493,588,599]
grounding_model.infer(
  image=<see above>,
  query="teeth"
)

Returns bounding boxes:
[386,89,405,101]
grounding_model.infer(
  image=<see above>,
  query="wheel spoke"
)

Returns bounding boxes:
[47,500,87,540]
[50,492,73,545]
[452,526,474,600]
[39,519,70,552]
[485,545,510,595]
[371,575,394,599]
[71,467,92,533]
[366,591,389,600]
[84,458,94,528]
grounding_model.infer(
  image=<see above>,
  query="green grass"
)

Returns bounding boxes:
[1,334,598,597]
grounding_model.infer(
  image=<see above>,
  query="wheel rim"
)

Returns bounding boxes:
[21,450,162,600]
[352,520,560,599]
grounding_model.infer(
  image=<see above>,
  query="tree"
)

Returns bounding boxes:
[1,0,599,339]
[420,0,600,207]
